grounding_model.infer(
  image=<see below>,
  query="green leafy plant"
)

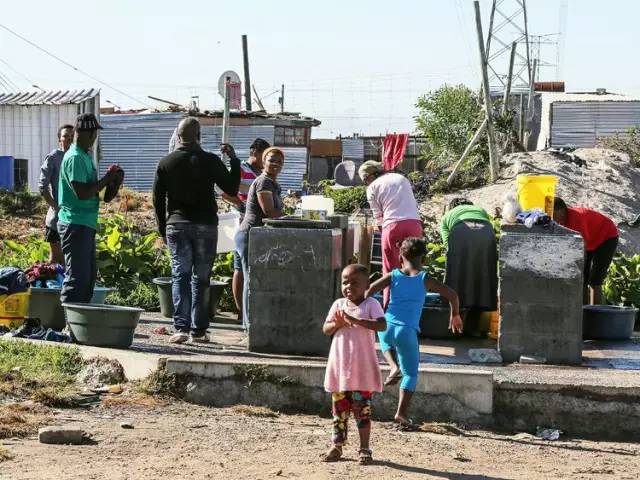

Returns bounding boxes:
[96,214,170,290]
[604,253,640,307]
[323,185,368,214]
[0,188,46,217]
[423,241,446,283]
[105,282,159,311]
[211,252,236,313]
[0,238,50,270]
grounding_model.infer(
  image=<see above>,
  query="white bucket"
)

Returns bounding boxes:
[217,211,240,253]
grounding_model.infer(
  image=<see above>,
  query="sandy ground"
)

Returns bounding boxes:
[1,397,639,480]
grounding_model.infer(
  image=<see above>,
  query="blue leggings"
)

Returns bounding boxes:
[378,324,419,392]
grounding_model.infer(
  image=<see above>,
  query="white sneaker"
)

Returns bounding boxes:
[169,332,189,344]
[188,333,210,344]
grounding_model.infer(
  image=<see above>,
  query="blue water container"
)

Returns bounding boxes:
[0,156,14,190]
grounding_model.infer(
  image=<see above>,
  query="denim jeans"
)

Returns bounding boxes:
[234,229,250,330]
[166,223,217,336]
[58,222,97,304]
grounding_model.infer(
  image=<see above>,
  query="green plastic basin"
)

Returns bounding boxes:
[152,277,228,319]
[29,287,65,331]
[91,287,114,304]
[63,303,143,349]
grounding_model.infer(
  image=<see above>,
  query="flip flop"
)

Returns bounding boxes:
[384,371,402,387]
[395,420,421,432]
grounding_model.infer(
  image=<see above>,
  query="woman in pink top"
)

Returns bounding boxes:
[359,161,422,307]
[322,264,386,465]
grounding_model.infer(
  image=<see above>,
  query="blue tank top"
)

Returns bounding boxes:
[385,269,427,331]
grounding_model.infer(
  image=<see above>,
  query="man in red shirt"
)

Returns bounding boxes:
[553,197,619,305]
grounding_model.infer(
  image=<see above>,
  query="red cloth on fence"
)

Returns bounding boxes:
[382,133,409,170]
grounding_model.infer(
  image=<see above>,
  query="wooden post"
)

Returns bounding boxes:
[519,93,525,144]
[242,35,252,111]
[474,0,500,182]
[222,76,231,154]
[447,119,488,185]
[502,42,517,115]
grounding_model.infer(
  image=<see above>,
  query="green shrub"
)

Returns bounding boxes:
[0,238,50,270]
[604,253,640,307]
[105,282,159,311]
[323,186,368,214]
[0,189,46,217]
[96,214,170,290]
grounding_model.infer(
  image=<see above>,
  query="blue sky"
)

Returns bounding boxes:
[1,0,638,137]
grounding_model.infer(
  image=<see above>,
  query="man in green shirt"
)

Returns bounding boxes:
[58,113,120,304]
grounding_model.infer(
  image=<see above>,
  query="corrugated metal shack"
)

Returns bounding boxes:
[536,91,640,149]
[99,110,320,192]
[308,135,428,183]
[0,89,100,190]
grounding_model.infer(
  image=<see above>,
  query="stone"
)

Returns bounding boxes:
[38,426,84,445]
[119,422,134,429]
[468,348,503,364]
[77,357,126,387]
[519,355,547,364]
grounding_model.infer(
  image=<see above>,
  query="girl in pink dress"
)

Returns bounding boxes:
[321,264,387,465]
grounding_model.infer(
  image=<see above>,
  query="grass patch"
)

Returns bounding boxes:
[102,393,164,408]
[0,402,50,440]
[231,404,279,418]
[0,341,83,405]
[134,366,186,398]
[233,365,298,387]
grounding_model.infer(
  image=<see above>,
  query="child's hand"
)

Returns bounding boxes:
[449,314,463,334]
[334,310,352,329]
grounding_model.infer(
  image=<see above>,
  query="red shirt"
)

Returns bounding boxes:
[559,207,618,252]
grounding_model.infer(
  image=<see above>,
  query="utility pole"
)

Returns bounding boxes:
[242,35,252,111]
[475,1,500,182]
[278,84,285,113]
[502,42,517,114]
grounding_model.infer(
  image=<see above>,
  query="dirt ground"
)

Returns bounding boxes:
[1,396,638,480]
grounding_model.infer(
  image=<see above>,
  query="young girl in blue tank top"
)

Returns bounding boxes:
[367,237,463,429]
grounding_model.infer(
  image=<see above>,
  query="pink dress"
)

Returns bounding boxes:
[323,297,384,393]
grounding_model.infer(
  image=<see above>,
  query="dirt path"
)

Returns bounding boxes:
[1,397,638,480]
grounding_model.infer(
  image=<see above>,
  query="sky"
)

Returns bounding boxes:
[1,0,639,138]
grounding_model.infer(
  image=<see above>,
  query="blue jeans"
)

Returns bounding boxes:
[166,223,217,336]
[234,229,249,330]
[58,222,96,305]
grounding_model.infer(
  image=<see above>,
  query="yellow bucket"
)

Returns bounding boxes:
[488,311,500,340]
[516,175,558,217]
[0,291,31,330]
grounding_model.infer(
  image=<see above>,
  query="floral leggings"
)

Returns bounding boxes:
[331,391,373,446]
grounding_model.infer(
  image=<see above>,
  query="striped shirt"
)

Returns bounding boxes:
[234,161,261,213]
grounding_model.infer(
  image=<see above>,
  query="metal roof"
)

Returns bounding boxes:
[0,89,100,106]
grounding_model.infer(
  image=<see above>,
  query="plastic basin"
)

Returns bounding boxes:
[91,287,114,304]
[583,305,638,340]
[420,304,456,339]
[153,277,228,319]
[63,303,143,348]
[29,288,65,331]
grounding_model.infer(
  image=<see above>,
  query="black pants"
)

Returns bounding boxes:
[59,223,97,304]
[585,236,618,287]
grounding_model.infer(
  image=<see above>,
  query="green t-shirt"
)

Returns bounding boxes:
[440,204,491,246]
[57,144,100,229]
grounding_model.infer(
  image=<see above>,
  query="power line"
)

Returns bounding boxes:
[0,57,33,88]
[0,22,152,108]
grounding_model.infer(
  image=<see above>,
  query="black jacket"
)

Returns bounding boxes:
[152,144,240,237]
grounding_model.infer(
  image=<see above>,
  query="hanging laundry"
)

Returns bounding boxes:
[382,133,409,171]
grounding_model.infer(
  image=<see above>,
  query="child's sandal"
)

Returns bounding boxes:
[320,445,342,462]
[358,448,373,465]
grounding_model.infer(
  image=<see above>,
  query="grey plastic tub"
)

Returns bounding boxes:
[29,286,114,331]
[152,277,228,319]
[29,288,65,331]
[583,305,638,340]
[63,303,143,348]
[420,304,456,339]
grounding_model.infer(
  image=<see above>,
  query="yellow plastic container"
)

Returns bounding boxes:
[516,175,558,217]
[0,291,31,330]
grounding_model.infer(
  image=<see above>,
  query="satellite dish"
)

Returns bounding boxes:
[218,70,241,98]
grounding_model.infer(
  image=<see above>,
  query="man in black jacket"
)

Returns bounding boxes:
[153,117,240,343]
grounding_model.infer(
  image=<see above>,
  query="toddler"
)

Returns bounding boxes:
[321,264,386,465]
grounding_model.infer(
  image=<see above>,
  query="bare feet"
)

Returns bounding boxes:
[394,414,420,432]
[320,445,342,462]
